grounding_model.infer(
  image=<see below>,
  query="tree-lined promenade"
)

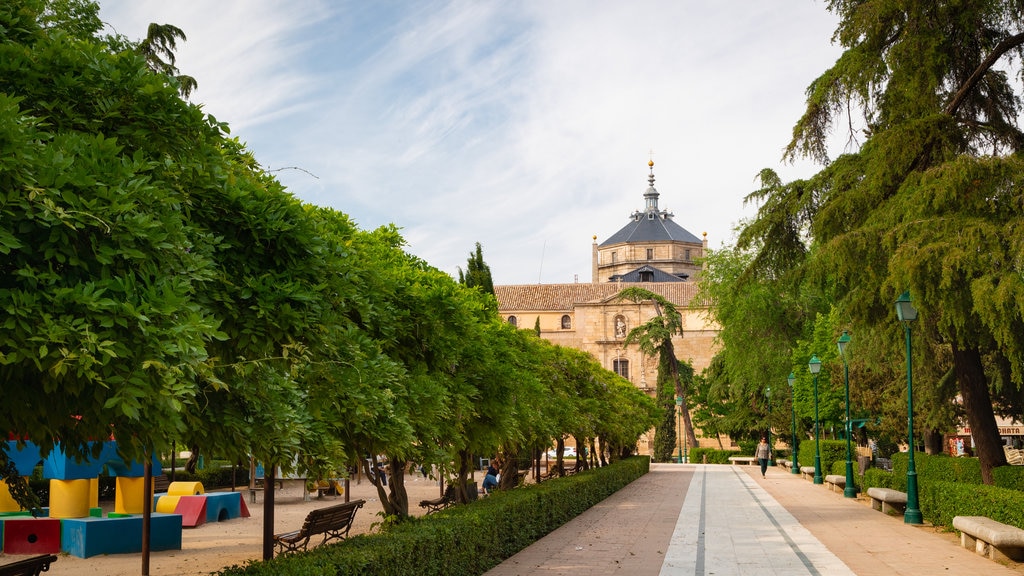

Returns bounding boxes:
[0,0,658,536]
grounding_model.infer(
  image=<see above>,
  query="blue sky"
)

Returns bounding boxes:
[98,1,847,285]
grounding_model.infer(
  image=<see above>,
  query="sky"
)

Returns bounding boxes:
[97,1,847,286]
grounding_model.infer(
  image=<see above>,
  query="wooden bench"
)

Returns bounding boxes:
[273,499,365,555]
[824,474,846,492]
[0,554,58,576]
[728,456,758,466]
[800,466,816,481]
[419,484,457,514]
[153,474,171,493]
[953,515,1024,562]
[866,487,907,515]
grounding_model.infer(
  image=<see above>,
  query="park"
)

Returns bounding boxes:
[5,1,1024,575]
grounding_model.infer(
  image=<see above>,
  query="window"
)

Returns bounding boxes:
[613,359,629,379]
[646,248,653,260]
[639,270,653,282]
[507,316,517,327]
[561,315,572,329]
[684,249,691,261]
[611,252,617,263]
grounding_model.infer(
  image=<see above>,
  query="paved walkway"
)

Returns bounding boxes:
[484,463,1024,576]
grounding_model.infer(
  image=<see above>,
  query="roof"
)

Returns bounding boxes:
[495,282,707,312]
[599,161,702,246]
[607,264,688,283]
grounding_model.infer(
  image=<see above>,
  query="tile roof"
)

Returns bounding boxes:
[495,282,707,312]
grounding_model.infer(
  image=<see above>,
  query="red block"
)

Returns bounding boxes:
[2,517,61,554]
[239,495,250,518]
[174,496,207,528]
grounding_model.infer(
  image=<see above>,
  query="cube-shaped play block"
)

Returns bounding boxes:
[0,479,25,513]
[61,513,182,558]
[1,517,61,554]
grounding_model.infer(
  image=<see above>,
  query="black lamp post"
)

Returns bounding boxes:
[788,372,799,474]
[837,331,857,498]
[808,354,823,484]
[896,291,923,524]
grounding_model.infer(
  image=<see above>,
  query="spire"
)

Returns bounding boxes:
[644,160,659,212]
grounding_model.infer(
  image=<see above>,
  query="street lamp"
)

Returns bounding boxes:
[837,331,857,498]
[896,291,923,524]
[788,372,799,474]
[808,355,823,484]
[675,395,683,463]
[765,386,772,466]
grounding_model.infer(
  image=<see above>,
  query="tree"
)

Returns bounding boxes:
[457,241,494,296]
[742,0,1024,482]
[619,287,698,449]
[135,23,198,98]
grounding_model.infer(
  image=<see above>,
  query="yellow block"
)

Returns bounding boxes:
[89,477,99,508]
[49,479,91,518]
[155,494,181,514]
[0,478,26,512]
[114,476,149,515]
[166,481,204,496]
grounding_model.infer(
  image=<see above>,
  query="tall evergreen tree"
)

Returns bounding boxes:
[457,242,494,295]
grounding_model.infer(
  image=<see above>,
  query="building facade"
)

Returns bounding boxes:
[494,161,726,454]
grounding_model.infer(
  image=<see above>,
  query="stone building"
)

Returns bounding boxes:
[494,161,725,454]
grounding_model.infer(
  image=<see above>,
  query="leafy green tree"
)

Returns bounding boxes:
[742,0,1024,482]
[619,287,698,449]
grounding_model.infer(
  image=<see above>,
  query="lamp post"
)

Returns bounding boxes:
[896,291,923,524]
[675,395,683,463]
[788,372,799,474]
[765,386,772,466]
[837,331,857,498]
[808,355,823,484]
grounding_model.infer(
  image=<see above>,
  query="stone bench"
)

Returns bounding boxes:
[728,456,758,466]
[953,516,1024,562]
[824,474,846,492]
[800,466,816,481]
[866,487,907,515]
[777,459,791,469]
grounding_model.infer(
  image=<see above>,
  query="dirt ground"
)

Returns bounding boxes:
[0,473,449,576]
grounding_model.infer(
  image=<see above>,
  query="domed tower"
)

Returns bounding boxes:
[592,160,706,283]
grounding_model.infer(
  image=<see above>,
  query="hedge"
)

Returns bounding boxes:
[797,439,847,476]
[216,456,650,576]
[687,448,734,464]
[921,480,1024,528]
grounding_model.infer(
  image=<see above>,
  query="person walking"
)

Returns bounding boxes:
[755,437,771,478]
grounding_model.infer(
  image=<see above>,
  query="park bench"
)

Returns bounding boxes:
[153,474,171,493]
[273,499,365,555]
[0,554,58,576]
[800,466,816,481]
[824,474,846,492]
[728,456,758,466]
[777,459,791,469]
[866,487,907,515]
[419,484,457,514]
[953,515,1024,562]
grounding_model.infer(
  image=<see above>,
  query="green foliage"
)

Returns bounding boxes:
[798,439,848,475]
[889,452,982,490]
[922,481,1024,530]
[457,242,495,297]
[687,448,734,464]
[215,457,649,576]
[652,353,677,462]
[993,466,1024,492]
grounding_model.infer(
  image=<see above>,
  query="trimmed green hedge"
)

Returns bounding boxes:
[797,439,847,476]
[216,456,650,576]
[921,480,1024,528]
[687,448,734,464]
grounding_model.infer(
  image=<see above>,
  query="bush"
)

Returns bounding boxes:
[993,465,1024,491]
[687,448,733,464]
[922,480,1024,529]
[797,439,846,475]
[215,457,650,576]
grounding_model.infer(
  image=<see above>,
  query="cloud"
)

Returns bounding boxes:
[98,0,845,285]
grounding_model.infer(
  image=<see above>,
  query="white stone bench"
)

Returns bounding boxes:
[777,459,791,469]
[800,466,815,481]
[728,456,758,466]
[866,487,907,515]
[824,474,846,492]
[953,516,1024,562]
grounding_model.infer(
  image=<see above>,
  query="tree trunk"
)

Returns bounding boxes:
[923,428,944,455]
[386,458,409,517]
[455,449,473,503]
[952,342,1006,484]
[668,351,698,448]
[362,456,395,516]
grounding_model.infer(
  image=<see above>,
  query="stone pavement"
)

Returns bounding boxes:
[484,462,1024,576]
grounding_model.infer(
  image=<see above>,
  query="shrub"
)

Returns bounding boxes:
[687,448,733,464]
[922,480,1024,529]
[993,465,1024,491]
[215,457,650,576]
[797,439,846,475]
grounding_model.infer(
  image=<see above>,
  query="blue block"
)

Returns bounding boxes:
[204,492,243,522]
[5,441,43,476]
[61,513,182,558]
[42,441,164,480]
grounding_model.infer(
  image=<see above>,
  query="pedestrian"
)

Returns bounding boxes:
[755,437,771,478]
[482,457,500,493]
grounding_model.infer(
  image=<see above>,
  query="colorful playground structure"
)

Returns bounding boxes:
[0,440,247,558]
